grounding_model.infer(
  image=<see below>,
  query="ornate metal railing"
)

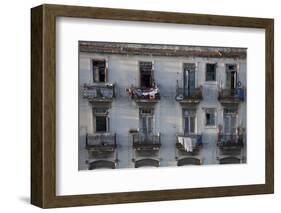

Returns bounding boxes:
[132,133,161,150]
[83,83,115,102]
[218,88,245,102]
[217,134,244,148]
[86,133,116,152]
[175,87,202,102]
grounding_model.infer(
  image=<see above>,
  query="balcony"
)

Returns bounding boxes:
[218,88,245,104]
[217,134,244,147]
[86,133,117,169]
[86,133,116,152]
[127,86,160,104]
[132,133,161,168]
[175,87,203,104]
[176,134,203,154]
[83,83,115,103]
[175,134,203,166]
[132,133,161,151]
[217,134,244,155]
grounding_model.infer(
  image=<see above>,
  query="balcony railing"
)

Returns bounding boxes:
[132,133,161,151]
[127,86,160,103]
[83,83,115,102]
[176,134,203,153]
[217,134,244,148]
[218,88,245,103]
[175,87,202,104]
[86,133,116,152]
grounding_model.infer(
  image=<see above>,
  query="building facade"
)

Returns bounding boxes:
[78,41,247,170]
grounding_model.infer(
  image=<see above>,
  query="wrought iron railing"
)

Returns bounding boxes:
[83,83,115,101]
[218,88,245,102]
[175,87,202,102]
[217,134,244,147]
[132,133,161,150]
[86,133,116,151]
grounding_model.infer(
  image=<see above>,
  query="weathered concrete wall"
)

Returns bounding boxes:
[79,52,247,169]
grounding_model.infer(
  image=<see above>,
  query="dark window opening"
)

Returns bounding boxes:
[226,64,237,91]
[93,59,106,82]
[228,65,235,70]
[140,108,153,115]
[230,72,237,90]
[140,61,153,88]
[96,116,107,132]
[224,108,238,114]
[227,64,237,71]
[94,108,108,114]
[205,109,215,126]
[206,63,216,81]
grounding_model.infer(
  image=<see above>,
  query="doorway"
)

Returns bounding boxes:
[223,108,238,135]
[183,63,195,96]
[226,64,237,95]
[139,61,153,88]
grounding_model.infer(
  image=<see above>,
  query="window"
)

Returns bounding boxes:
[224,108,238,114]
[226,64,237,71]
[223,108,238,134]
[139,61,154,88]
[183,109,196,134]
[139,108,154,135]
[205,108,216,126]
[225,64,237,90]
[183,63,196,96]
[206,63,216,81]
[95,116,107,132]
[93,107,109,133]
[93,59,107,82]
[140,108,153,115]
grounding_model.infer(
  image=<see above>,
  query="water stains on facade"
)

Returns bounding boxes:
[79,41,247,170]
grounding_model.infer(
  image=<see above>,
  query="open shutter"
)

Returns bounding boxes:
[189,70,195,91]
[225,71,231,89]
[190,116,195,133]
[230,115,237,134]
[105,60,108,82]
[224,116,230,134]
[148,117,153,134]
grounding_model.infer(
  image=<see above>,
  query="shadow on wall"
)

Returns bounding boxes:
[18,196,30,204]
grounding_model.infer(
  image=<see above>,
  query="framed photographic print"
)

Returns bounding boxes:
[31,4,274,208]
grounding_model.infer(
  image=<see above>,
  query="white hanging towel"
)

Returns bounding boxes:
[183,137,193,152]
[178,136,184,146]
